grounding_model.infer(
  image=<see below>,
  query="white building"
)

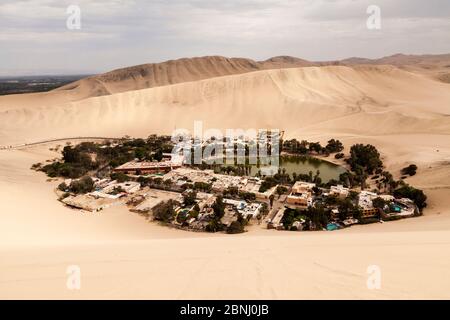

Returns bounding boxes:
[223,199,262,219]
[102,181,141,194]
[329,185,350,198]
[286,181,314,208]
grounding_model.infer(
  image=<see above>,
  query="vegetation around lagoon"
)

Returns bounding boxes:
[393,185,427,210]
[282,138,344,156]
[401,164,418,177]
[151,195,249,234]
[32,135,173,179]
[32,134,428,235]
[58,176,94,194]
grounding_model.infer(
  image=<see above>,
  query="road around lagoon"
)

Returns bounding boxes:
[0,136,121,150]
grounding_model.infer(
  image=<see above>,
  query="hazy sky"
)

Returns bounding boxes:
[1,0,449,76]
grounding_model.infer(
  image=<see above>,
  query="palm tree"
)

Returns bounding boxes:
[314,170,320,183]
[381,171,394,193]
[360,171,368,190]
[269,195,275,208]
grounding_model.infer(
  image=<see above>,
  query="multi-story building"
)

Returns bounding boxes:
[114,160,182,175]
[286,181,314,208]
[329,185,350,198]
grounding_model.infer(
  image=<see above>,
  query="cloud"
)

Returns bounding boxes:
[0,0,449,75]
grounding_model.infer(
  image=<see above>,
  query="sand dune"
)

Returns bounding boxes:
[59,55,315,98]
[55,53,450,100]
[1,61,450,299]
[1,144,450,299]
[2,230,450,299]
[2,54,448,109]
[59,56,262,97]
[64,53,450,100]
[1,65,449,146]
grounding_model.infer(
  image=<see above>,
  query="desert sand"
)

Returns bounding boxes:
[1,65,449,145]
[1,60,450,299]
[52,53,450,100]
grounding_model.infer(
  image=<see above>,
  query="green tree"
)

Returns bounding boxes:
[58,182,68,192]
[110,172,131,183]
[337,197,359,221]
[307,204,329,230]
[394,185,427,210]
[269,194,275,208]
[153,200,176,222]
[309,142,322,153]
[69,176,94,194]
[276,185,288,196]
[212,196,225,219]
[183,191,197,207]
[206,218,223,233]
[401,164,418,176]
[348,144,383,174]
[326,139,344,153]
[372,197,386,210]
[227,220,245,234]
[154,149,163,162]
[62,146,79,163]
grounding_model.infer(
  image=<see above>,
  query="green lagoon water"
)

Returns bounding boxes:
[219,156,346,182]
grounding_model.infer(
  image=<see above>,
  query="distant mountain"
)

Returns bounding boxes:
[341,53,450,66]
[55,55,326,99]
[260,56,315,68]
[0,53,436,103]
[341,53,450,83]
[2,64,449,146]
[56,56,263,98]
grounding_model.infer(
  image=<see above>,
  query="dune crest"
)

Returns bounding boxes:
[0,65,449,146]
[59,53,450,99]
[1,60,450,300]
[2,54,449,109]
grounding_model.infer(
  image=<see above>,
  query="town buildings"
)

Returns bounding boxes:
[329,185,350,198]
[61,155,419,233]
[162,167,277,199]
[358,190,381,218]
[114,160,182,175]
[223,199,262,219]
[286,181,315,208]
